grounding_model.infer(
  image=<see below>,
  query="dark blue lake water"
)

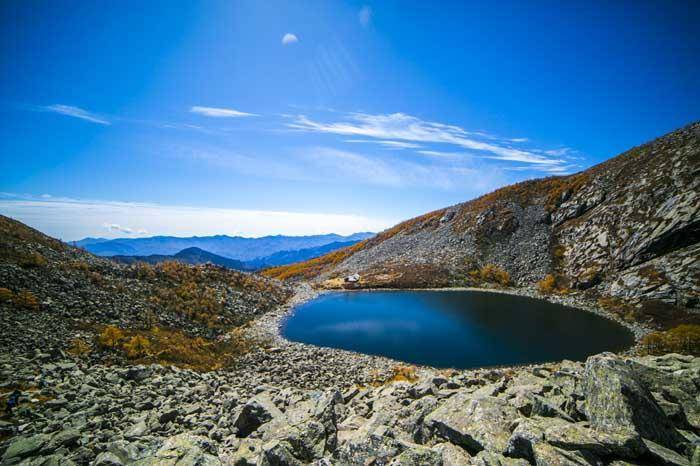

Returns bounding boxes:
[282,290,634,369]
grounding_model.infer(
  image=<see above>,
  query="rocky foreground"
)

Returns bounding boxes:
[2,349,699,465]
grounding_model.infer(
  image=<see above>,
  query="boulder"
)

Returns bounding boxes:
[432,442,472,465]
[468,450,530,465]
[544,421,646,458]
[583,353,684,450]
[259,390,342,461]
[425,393,517,454]
[138,433,221,466]
[94,452,124,466]
[642,438,691,466]
[1,434,49,462]
[233,395,283,437]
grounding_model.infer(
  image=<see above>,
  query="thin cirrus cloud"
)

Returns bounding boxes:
[190,106,257,118]
[287,112,576,170]
[344,139,422,149]
[40,104,111,125]
[281,33,298,45]
[299,146,507,191]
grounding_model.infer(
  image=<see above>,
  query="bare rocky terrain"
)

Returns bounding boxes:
[1,122,699,465]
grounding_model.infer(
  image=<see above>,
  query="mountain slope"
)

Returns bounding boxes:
[111,247,250,270]
[0,214,291,363]
[73,232,374,260]
[244,240,362,269]
[265,122,700,310]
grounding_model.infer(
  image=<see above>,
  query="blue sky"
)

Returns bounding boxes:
[1,0,698,240]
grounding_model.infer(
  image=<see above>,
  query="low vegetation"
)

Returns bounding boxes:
[263,241,367,281]
[536,274,569,295]
[387,364,419,383]
[97,324,266,371]
[0,287,41,311]
[466,264,511,287]
[640,324,700,355]
[263,209,447,281]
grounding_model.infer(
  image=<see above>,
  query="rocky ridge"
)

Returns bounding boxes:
[265,122,700,314]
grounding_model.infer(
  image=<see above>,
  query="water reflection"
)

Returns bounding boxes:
[282,290,634,369]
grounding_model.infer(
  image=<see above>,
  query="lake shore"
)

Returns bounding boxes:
[237,283,651,390]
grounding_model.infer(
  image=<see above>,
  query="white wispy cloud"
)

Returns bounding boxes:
[282,33,298,45]
[358,6,372,27]
[287,112,571,168]
[190,106,257,118]
[40,104,110,125]
[0,193,394,241]
[299,147,508,191]
[344,139,422,149]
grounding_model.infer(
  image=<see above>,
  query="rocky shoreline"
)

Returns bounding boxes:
[2,284,699,465]
[251,284,651,375]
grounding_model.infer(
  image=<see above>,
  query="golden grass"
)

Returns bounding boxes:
[641,324,700,355]
[94,324,265,371]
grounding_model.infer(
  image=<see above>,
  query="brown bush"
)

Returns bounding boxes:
[388,365,419,383]
[134,262,156,280]
[537,274,557,294]
[641,325,700,355]
[139,326,264,371]
[123,335,151,358]
[479,264,510,286]
[19,252,46,268]
[152,281,224,326]
[0,287,13,303]
[67,338,91,357]
[98,326,124,348]
[69,260,90,272]
[13,290,40,311]
[89,271,105,286]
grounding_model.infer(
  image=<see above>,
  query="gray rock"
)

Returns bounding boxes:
[261,439,303,466]
[1,434,49,462]
[233,395,283,437]
[544,421,646,458]
[432,442,472,465]
[642,438,691,466]
[583,353,684,450]
[425,393,517,454]
[94,451,124,466]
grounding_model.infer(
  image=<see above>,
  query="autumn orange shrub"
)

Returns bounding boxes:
[123,335,151,358]
[13,290,40,311]
[134,262,156,280]
[388,365,419,383]
[481,264,510,286]
[537,274,557,294]
[0,287,13,303]
[98,326,125,348]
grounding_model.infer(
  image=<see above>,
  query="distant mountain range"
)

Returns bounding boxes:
[111,247,249,270]
[72,232,374,261]
[244,241,360,269]
[109,240,364,271]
